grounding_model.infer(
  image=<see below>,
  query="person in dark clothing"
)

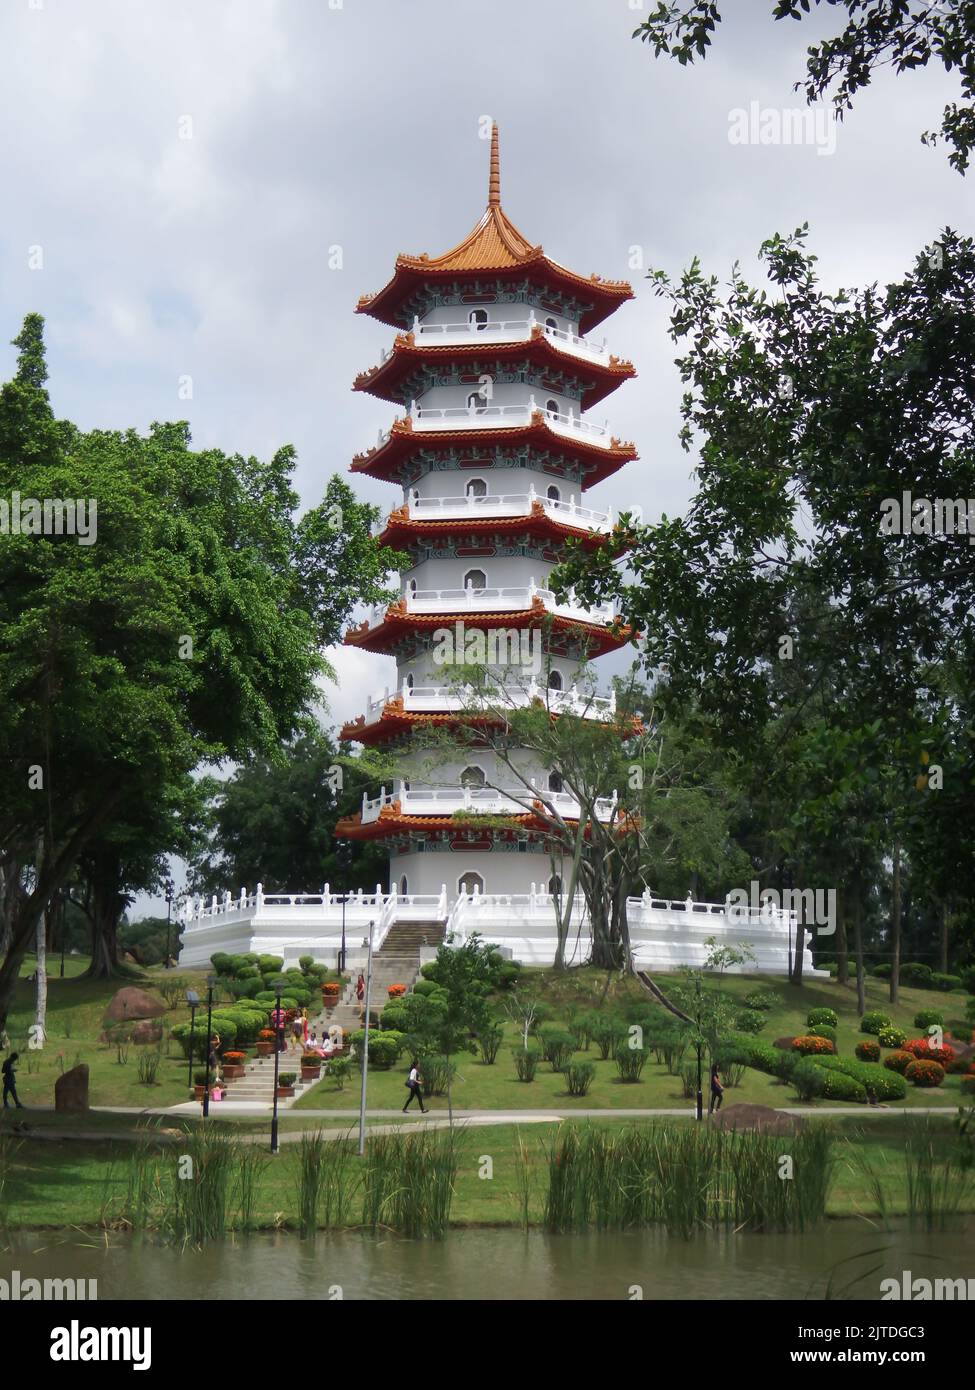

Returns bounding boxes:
[402,1059,428,1114]
[709,1062,724,1115]
[2,1052,24,1109]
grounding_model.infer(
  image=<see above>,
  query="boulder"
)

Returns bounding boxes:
[130,1020,163,1044]
[102,987,165,1025]
[55,1064,89,1112]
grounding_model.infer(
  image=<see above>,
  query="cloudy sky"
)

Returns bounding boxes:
[2,0,971,909]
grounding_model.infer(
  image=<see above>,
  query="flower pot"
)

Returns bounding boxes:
[276,1085,295,1099]
[222,1064,245,1080]
[194,1084,207,1101]
[301,1065,321,1082]
[256,1042,273,1057]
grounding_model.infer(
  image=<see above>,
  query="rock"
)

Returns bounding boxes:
[130,1020,163,1044]
[55,1064,90,1112]
[710,1102,803,1135]
[773,1035,797,1050]
[102,987,165,1025]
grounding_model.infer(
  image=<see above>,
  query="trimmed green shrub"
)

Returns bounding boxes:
[563,1061,596,1096]
[614,1045,649,1083]
[743,989,777,1012]
[734,1009,766,1034]
[412,979,438,998]
[883,1050,913,1075]
[960,966,975,994]
[930,972,962,992]
[855,1040,881,1063]
[899,962,932,987]
[257,955,285,975]
[913,1009,945,1030]
[807,1025,837,1044]
[877,1024,907,1048]
[871,963,892,978]
[379,1006,408,1032]
[791,1058,827,1102]
[512,1047,539,1082]
[961,1076,975,1098]
[861,1011,892,1036]
[807,1007,838,1028]
[816,1054,906,1101]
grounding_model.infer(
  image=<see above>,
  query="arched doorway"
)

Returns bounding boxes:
[464,568,487,592]
[460,765,486,789]
[459,871,484,896]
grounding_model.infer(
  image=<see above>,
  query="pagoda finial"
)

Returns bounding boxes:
[488,123,500,207]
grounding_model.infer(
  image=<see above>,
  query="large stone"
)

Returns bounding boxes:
[130,1020,163,1044]
[102,987,165,1025]
[55,1064,89,1112]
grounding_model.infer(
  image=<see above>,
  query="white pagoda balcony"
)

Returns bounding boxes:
[360,679,618,724]
[397,579,615,625]
[399,487,613,532]
[411,313,612,366]
[359,782,619,825]
[410,397,614,449]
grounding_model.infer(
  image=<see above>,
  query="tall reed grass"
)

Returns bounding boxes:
[544,1123,835,1236]
[294,1131,358,1236]
[361,1129,457,1238]
[903,1116,974,1231]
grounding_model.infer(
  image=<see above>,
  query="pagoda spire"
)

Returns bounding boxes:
[488,123,500,207]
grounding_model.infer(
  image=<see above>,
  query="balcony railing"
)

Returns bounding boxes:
[411,313,611,365]
[410,398,613,448]
[398,580,615,625]
[360,782,619,825]
[359,680,617,724]
[400,487,613,532]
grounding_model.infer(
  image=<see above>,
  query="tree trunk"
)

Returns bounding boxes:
[34,906,48,1045]
[835,891,849,986]
[889,841,901,1006]
[939,901,949,975]
[851,879,866,1017]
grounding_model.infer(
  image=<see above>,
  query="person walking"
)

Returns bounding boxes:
[355,971,366,1022]
[709,1062,724,1115]
[2,1052,24,1109]
[402,1059,428,1114]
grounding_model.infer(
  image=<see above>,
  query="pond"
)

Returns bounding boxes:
[2,1222,973,1300]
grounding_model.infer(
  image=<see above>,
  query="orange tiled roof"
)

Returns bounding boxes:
[342,598,634,658]
[356,126,633,335]
[375,500,626,555]
[335,802,637,841]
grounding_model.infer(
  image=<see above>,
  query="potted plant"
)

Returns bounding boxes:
[256,1029,276,1058]
[277,1072,297,1098]
[193,1070,210,1101]
[321,982,341,1008]
[300,1052,322,1081]
[387,982,407,999]
[222,1050,247,1079]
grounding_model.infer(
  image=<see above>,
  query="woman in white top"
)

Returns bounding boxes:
[402,1059,428,1114]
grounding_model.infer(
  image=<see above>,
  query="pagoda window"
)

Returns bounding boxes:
[545,399,560,419]
[469,309,489,331]
[467,391,487,414]
[548,669,563,691]
[464,568,487,591]
[459,872,484,896]
[546,484,561,502]
[405,672,414,691]
[461,765,486,789]
[545,317,558,332]
[400,875,409,897]
[548,770,564,793]
[466,478,487,499]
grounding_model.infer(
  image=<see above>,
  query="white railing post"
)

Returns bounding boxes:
[255,882,264,911]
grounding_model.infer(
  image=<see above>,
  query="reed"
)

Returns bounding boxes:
[544,1122,835,1235]
[903,1116,973,1231]
[295,1131,328,1237]
[361,1129,457,1238]
[232,1144,269,1232]
[166,1128,237,1244]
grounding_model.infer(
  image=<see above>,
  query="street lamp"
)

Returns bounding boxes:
[202,974,216,1119]
[271,983,285,1155]
[336,838,354,974]
[357,919,375,1158]
[695,977,704,1122]
[186,989,200,1088]
[164,881,175,970]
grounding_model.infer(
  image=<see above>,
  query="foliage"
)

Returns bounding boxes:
[861,1012,893,1036]
[615,1045,649,1082]
[807,1008,838,1029]
[562,1061,596,1097]
[855,1041,880,1063]
[904,1059,946,1088]
[792,1034,836,1056]
[512,1047,540,1082]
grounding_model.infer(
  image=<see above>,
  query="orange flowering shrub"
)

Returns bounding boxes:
[855,1040,881,1062]
[387,983,407,998]
[904,1059,945,1088]
[883,1050,913,1074]
[792,1034,835,1056]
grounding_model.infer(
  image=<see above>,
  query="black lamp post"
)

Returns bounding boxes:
[164,880,174,970]
[186,989,200,1088]
[695,976,704,1122]
[271,984,284,1155]
[202,974,216,1119]
[336,838,353,974]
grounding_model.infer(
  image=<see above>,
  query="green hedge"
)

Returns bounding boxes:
[861,1011,892,1035]
[807,1008,838,1028]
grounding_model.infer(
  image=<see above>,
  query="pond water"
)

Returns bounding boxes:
[2,1222,973,1300]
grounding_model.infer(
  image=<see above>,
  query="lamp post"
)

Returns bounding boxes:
[186,989,200,1088]
[695,976,704,1122]
[202,974,216,1119]
[337,838,353,974]
[164,880,174,970]
[271,983,284,1155]
[357,919,375,1157]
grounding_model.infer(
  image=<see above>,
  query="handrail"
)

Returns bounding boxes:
[412,316,610,360]
[403,489,613,530]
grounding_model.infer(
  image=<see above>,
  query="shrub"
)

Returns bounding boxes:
[793,1059,867,1103]
[369,1034,406,1069]
[563,1062,596,1097]
[591,1015,627,1060]
[257,955,285,975]
[961,966,975,994]
[744,989,777,1012]
[679,1062,698,1099]
[792,1034,835,1056]
[903,1038,933,1058]
[961,1076,975,1098]
[855,1040,881,1062]
[380,1006,408,1033]
[301,1053,322,1068]
[222,1051,246,1064]
[808,1025,837,1044]
[278,1073,297,1088]
[877,1024,907,1048]
[904,1059,945,1087]
[615,1045,649,1083]
[734,1008,766,1034]
[791,1058,827,1102]
[421,1056,456,1096]
[816,1055,906,1102]
[411,979,438,998]
[387,983,407,999]
[883,1050,914,1074]
[900,962,932,987]
[477,1023,504,1065]
[513,1047,539,1082]
[542,1033,575,1072]
[861,1011,892,1036]
[807,1007,838,1028]
[914,1009,945,1030]
[930,972,963,992]
[568,1013,594,1051]
[872,963,892,978]
[717,1034,795,1081]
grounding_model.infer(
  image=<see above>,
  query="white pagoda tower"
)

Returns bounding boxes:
[337,127,637,903]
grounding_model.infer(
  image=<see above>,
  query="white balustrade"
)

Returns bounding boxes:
[411,400,612,448]
[412,314,611,365]
[401,487,612,532]
[356,680,617,726]
[401,579,615,625]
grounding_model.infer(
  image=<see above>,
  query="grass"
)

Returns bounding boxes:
[1,1113,971,1232]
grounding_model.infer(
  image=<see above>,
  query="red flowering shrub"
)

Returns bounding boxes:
[222,1051,246,1063]
[792,1034,836,1056]
[883,1050,913,1074]
[903,1038,956,1064]
[903,1038,932,1058]
[904,1059,945,1088]
[387,983,407,998]
[961,1076,975,1098]
[855,1040,881,1062]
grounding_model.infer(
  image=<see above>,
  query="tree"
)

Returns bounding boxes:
[634,1,975,172]
[0,315,400,1026]
[410,935,494,1127]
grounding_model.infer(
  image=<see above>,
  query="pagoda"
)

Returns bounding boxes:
[336,126,638,903]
